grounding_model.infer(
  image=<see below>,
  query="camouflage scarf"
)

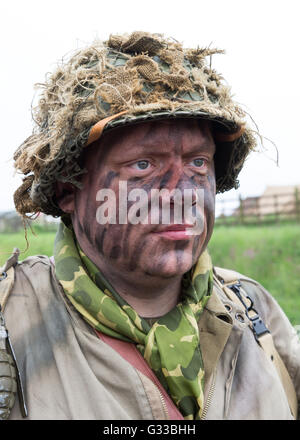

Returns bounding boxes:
[54,222,213,419]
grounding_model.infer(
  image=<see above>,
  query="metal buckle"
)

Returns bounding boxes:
[0,272,7,281]
[228,282,270,342]
[251,316,270,341]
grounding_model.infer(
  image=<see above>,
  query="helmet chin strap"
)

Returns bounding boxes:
[214,123,246,142]
[86,111,128,146]
[87,112,246,148]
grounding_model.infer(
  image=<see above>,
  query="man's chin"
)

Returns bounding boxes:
[142,253,196,279]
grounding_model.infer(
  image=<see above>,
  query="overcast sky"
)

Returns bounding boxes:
[1,0,299,213]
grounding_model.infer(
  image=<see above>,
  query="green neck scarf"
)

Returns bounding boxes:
[54,222,213,419]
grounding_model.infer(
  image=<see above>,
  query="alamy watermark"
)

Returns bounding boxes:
[95,181,205,235]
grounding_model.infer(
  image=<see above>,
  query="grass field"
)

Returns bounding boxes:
[208,223,300,326]
[1,222,300,325]
[0,227,56,265]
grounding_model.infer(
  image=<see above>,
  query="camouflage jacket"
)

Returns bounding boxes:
[3,255,300,420]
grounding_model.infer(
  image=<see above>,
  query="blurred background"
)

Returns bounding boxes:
[0,0,299,326]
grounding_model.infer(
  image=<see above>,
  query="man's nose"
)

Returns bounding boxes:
[169,187,198,206]
[159,167,199,205]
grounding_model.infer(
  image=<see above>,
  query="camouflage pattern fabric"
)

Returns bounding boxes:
[54,222,213,419]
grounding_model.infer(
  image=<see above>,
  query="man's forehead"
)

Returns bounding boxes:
[100,118,215,153]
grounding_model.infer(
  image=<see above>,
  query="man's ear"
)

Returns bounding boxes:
[55,181,76,214]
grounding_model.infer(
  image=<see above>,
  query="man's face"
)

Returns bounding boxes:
[65,118,216,278]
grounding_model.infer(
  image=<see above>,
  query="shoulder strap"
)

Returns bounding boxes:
[0,248,27,418]
[0,248,19,310]
[213,266,298,419]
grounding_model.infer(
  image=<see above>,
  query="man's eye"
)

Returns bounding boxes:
[191,158,205,167]
[132,160,150,170]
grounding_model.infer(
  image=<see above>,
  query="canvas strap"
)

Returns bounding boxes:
[0,267,15,311]
[0,248,27,418]
[0,248,19,310]
[213,267,298,419]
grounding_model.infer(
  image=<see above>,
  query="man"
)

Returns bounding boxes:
[1,31,299,420]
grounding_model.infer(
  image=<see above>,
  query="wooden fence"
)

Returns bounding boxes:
[215,188,300,226]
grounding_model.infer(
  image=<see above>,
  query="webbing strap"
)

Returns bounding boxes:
[258,332,298,419]
[213,269,298,419]
[0,248,28,418]
[0,248,19,311]
[0,267,15,311]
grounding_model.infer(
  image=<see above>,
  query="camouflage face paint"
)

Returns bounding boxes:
[95,228,107,255]
[109,245,122,260]
[71,118,216,286]
[103,170,119,188]
[159,169,173,190]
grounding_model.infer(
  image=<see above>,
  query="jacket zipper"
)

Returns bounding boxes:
[132,345,170,419]
[200,369,216,420]
[158,389,169,419]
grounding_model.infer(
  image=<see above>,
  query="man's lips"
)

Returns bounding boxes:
[152,224,194,240]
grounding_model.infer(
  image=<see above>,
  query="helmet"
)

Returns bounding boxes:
[13,31,256,217]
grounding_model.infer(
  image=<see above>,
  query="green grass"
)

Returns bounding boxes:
[0,227,57,265]
[1,222,300,325]
[208,223,300,325]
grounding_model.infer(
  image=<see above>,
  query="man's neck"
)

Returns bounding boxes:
[94,256,182,317]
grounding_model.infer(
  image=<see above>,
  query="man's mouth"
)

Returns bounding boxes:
[152,224,195,240]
